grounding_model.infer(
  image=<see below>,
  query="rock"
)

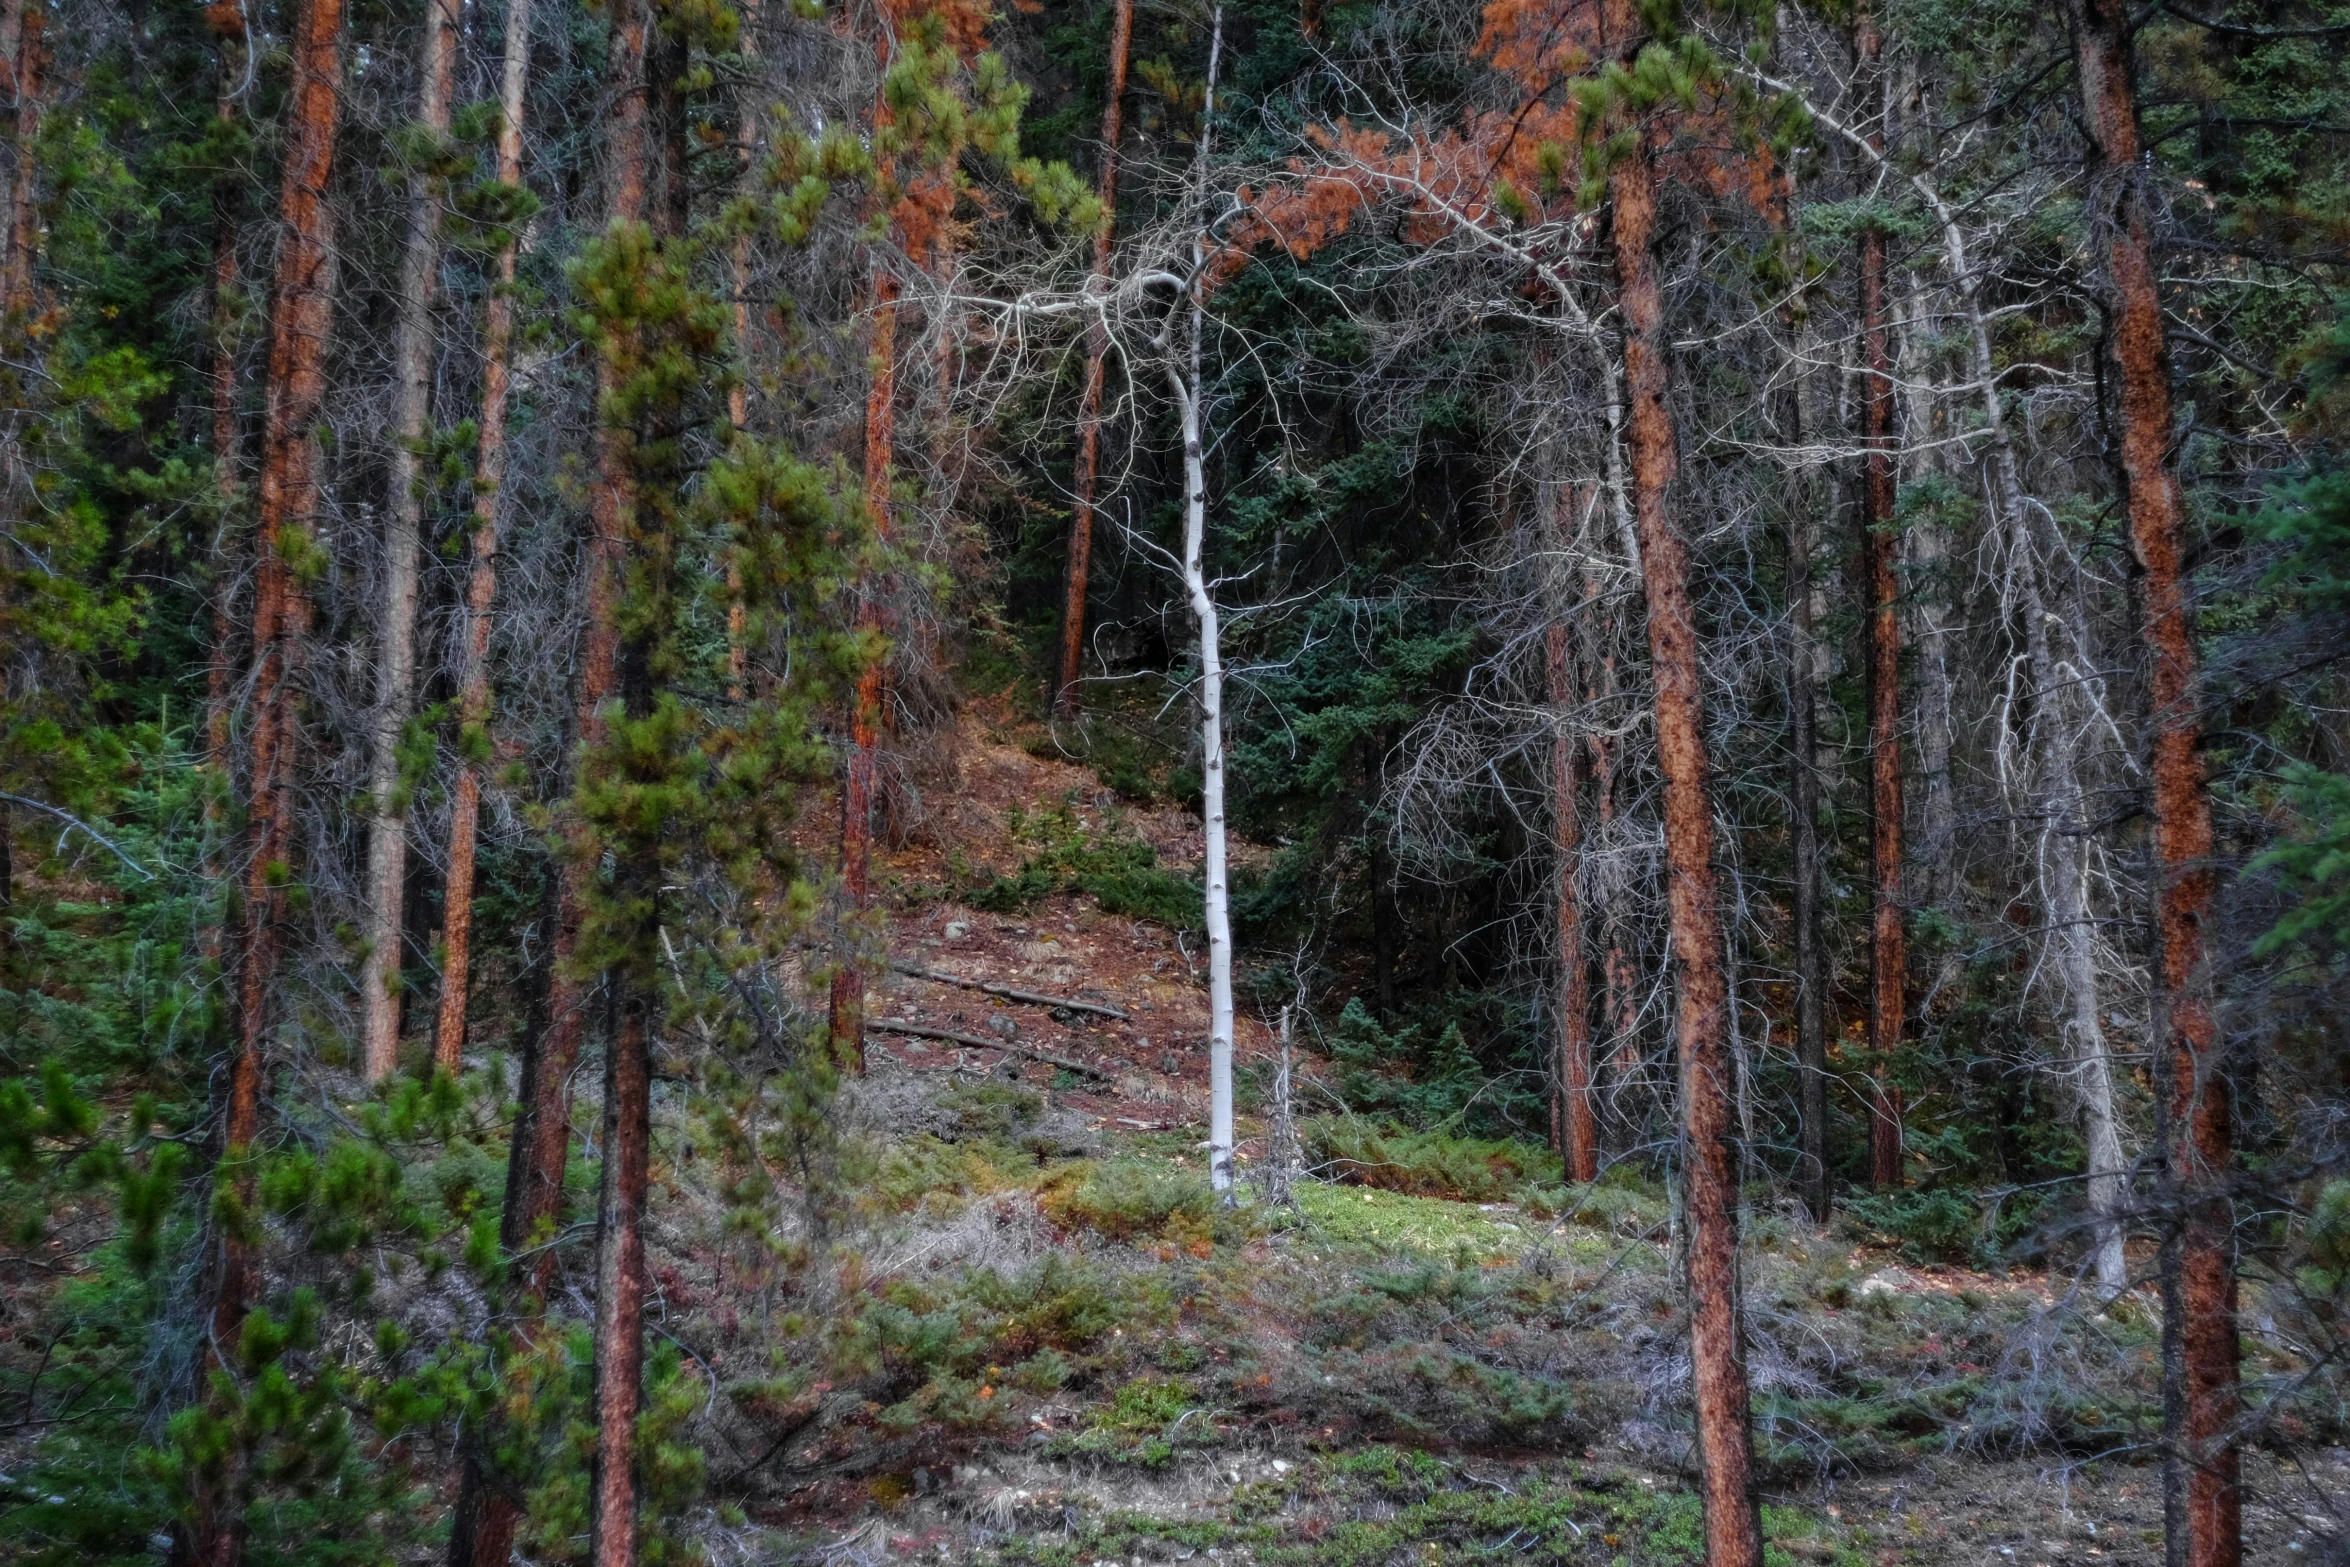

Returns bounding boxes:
[944,921,969,940]
[1858,1269,1908,1298]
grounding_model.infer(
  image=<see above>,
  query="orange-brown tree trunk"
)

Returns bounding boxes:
[515,0,648,1322]
[1051,0,1134,715]
[584,10,660,1564]
[440,13,536,1564]
[829,269,896,1070]
[1546,619,1598,1182]
[2066,2,2237,1562]
[198,0,346,1556]
[2,0,42,325]
[1856,2,1905,1192]
[365,0,458,1082]
[1612,134,1762,1567]
[432,0,532,1082]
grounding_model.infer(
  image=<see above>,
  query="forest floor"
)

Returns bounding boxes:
[675,700,2344,1567]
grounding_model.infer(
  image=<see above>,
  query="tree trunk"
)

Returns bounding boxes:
[432,0,532,1079]
[1174,6,1233,1199]
[1051,0,1134,715]
[1857,4,1905,1192]
[722,0,761,699]
[2066,1,2237,1558]
[1612,133,1762,1567]
[1783,336,1830,1225]
[584,9,659,1562]
[2,0,42,324]
[440,7,536,1557]
[1546,618,1598,1181]
[199,0,346,1554]
[363,0,457,1082]
[828,266,896,1072]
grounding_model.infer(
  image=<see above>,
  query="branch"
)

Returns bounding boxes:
[888,962,1130,1019]
[864,1018,1112,1080]
[0,794,154,881]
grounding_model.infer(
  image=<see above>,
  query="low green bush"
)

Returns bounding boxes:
[1303,1118,1560,1204]
[1042,1158,1215,1242]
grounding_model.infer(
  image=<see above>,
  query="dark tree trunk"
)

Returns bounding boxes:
[1857,0,1905,1192]
[1052,0,1134,715]
[1546,621,1598,1182]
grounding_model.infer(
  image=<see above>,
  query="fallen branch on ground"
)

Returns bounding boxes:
[866,1018,1112,1079]
[888,961,1131,1020]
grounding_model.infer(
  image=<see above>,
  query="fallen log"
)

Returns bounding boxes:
[866,1018,1112,1080]
[888,961,1131,1021]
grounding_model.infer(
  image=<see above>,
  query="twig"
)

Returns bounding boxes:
[865,1018,1111,1080]
[888,961,1131,1020]
[0,793,153,880]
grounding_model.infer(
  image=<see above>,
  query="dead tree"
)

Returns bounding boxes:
[362,0,458,1082]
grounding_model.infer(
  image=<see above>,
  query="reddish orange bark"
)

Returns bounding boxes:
[829,270,897,1070]
[2068,1,2237,1561]
[433,0,532,1081]
[1546,619,1597,1183]
[1052,0,1134,715]
[198,0,345,1556]
[1856,3,1905,1194]
[1613,130,1763,1567]
[3,0,43,325]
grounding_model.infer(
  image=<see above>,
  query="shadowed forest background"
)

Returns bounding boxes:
[0,0,2346,1563]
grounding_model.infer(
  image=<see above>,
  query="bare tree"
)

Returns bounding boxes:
[362,0,457,1082]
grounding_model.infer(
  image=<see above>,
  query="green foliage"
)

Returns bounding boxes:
[961,794,1202,927]
[1043,1157,1217,1242]
[1303,1118,1561,1204]
[2253,764,2350,958]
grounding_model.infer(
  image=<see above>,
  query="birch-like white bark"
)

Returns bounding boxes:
[1178,6,1233,1198]
[362,0,456,1082]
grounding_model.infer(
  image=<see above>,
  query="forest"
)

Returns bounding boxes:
[0,0,2345,1561]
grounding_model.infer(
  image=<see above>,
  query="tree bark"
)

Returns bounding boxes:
[440,7,536,1558]
[1546,618,1598,1182]
[1173,7,1233,1199]
[363,0,457,1082]
[432,0,532,1080]
[198,0,345,1554]
[2066,1,2238,1559]
[1857,2,1906,1192]
[828,266,896,1072]
[1783,340,1831,1225]
[1612,132,1762,1567]
[1051,0,1134,715]
[2,0,42,325]
[584,9,659,1562]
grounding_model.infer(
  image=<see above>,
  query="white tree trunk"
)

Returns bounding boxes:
[1180,6,1233,1199]
[361,0,456,1082]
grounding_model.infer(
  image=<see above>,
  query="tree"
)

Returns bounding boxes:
[1853,0,1905,1194]
[202,0,349,1553]
[362,0,459,1083]
[2066,0,2240,1559]
[1051,0,1135,716]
